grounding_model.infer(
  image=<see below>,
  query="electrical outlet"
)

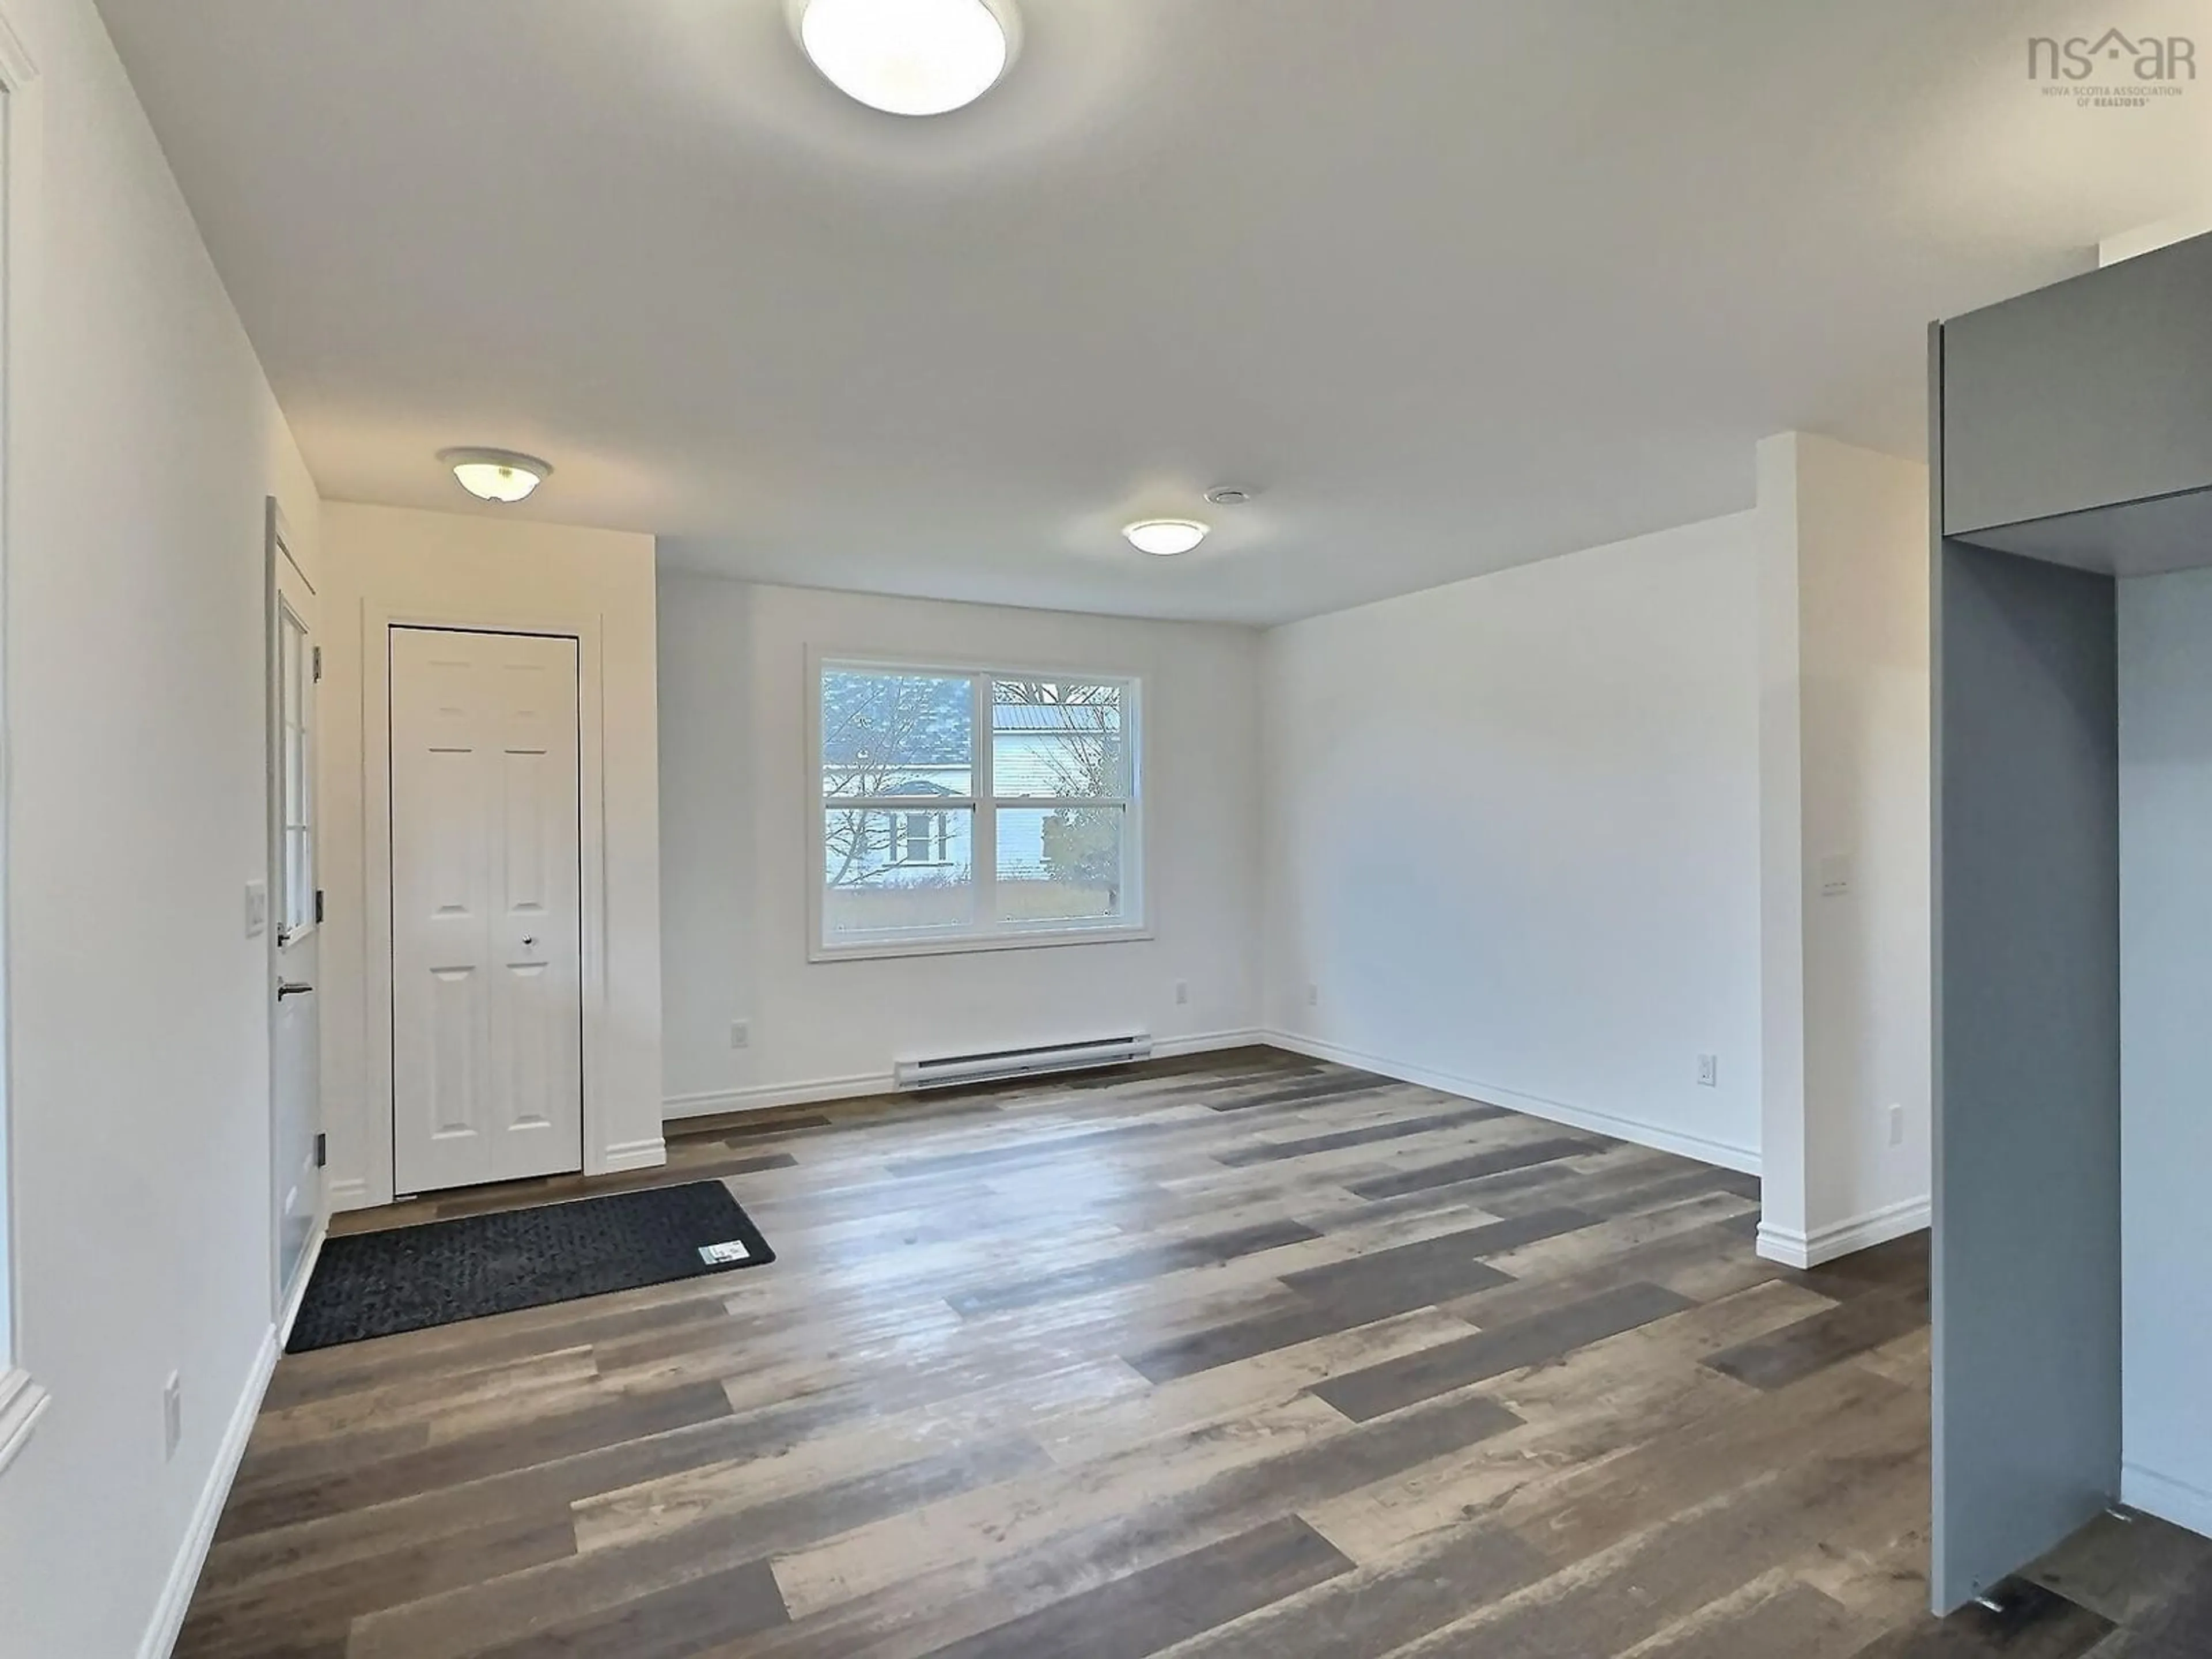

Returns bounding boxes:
[162,1372,183,1461]
[1306,983,1320,1009]
[1696,1053,1718,1088]
[729,1020,751,1050]
[1889,1104,1906,1147]
[1173,980,1190,1007]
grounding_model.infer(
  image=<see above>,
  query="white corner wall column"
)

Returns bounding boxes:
[321,506,665,1212]
[1754,430,1933,1271]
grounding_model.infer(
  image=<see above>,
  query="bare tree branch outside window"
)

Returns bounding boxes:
[820,672,971,890]
[993,679,1123,902]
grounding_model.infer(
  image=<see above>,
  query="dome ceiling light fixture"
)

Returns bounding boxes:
[439,447,551,503]
[1123,518,1210,557]
[791,0,1021,118]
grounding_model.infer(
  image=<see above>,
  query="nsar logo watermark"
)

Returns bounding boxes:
[2029,28,2196,107]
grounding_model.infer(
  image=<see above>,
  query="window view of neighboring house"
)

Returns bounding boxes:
[891,809,952,866]
[816,661,1141,953]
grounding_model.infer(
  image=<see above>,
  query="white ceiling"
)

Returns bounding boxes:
[96,0,2212,624]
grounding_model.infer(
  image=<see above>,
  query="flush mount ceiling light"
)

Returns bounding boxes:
[439,447,551,503]
[1123,518,1209,557]
[791,0,1020,116]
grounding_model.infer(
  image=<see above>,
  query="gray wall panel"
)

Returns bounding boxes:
[2115,571,2212,1530]
[1931,540,2122,1611]
[1943,235,2212,535]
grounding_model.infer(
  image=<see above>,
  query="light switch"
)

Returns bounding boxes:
[244,880,269,938]
[1817,854,1853,898]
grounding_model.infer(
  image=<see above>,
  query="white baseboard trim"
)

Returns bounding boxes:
[663,1029,1270,1122]
[1259,1029,1761,1176]
[138,1206,333,1649]
[137,1325,281,1659]
[1755,1195,1930,1270]
[0,1365,52,1479]
[276,1219,329,1352]
[1155,1028,1265,1058]
[664,1072,893,1122]
[2122,1461,2212,1540]
[325,1176,371,1215]
[600,1136,668,1173]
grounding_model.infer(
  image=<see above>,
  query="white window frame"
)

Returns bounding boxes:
[0,1,48,1479]
[273,585,316,946]
[808,649,1150,961]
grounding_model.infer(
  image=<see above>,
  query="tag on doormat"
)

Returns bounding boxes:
[699,1240,753,1265]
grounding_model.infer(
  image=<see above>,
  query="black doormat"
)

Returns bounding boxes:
[286,1181,775,1353]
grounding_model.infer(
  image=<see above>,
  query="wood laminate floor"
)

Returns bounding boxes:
[176,1049,2204,1658]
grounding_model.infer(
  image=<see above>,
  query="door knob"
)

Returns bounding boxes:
[522,935,538,948]
[276,980,313,999]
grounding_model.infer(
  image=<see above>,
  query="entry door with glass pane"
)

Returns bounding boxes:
[268,513,321,1313]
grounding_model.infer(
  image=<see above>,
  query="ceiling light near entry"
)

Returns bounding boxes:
[1123,518,1209,557]
[794,0,1018,116]
[440,448,551,503]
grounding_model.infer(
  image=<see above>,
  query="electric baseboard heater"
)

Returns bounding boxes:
[894,1033,1152,1091]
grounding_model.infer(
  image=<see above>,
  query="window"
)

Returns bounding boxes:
[275,600,315,942]
[815,658,1143,956]
[893,810,950,866]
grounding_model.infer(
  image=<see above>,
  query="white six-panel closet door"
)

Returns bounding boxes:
[389,626,584,1195]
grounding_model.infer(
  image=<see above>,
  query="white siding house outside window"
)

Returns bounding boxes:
[812,658,1144,957]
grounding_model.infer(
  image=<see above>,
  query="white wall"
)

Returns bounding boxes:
[1756,432,1931,1267]
[1259,514,1764,1171]
[658,571,757,1104]
[320,503,663,1207]
[2118,567,2212,1536]
[2100,210,2212,266]
[0,0,323,1652]
[657,574,1263,1111]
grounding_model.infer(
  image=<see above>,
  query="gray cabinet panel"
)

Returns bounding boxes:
[1954,483,2212,578]
[1942,236,2212,535]
[1931,541,2122,1612]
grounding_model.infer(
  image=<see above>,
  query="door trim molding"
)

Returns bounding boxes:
[0,1,41,1464]
[264,497,324,1316]
[363,609,611,1207]
[0,1365,50,1478]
